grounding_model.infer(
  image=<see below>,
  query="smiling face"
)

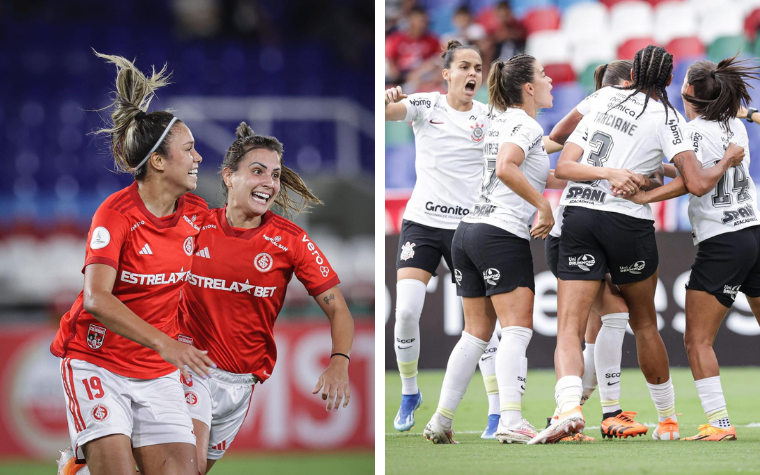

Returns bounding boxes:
[223,148,282,219]
[161,122,202,192]
[529,60,553,109]
[443,48,483,103]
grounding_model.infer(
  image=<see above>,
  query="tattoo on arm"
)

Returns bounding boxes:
[673,153,689,186]
[323,293,335,305]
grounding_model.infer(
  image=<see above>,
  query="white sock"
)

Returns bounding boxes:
[555,375,583,413]
[695,376,731,429]
[479,332,499,416]
[647,378,677,422]
[581,343,597,406]
[496,327,532,426]
[435,331,489,428]
[394,279,427,395]
[596,313,627,414]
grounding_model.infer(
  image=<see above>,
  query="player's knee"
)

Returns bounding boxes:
[395,300,422,325]
[683,329,710,355]
[601,312,628,330]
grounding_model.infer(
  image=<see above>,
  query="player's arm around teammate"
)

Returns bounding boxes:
[52,53,214,475]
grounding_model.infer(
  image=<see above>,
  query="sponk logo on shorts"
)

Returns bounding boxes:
[92,404,109,422]
[723,285,740,300]
[568,254,596,272]
[454,269,462,285]
[619,260,645,274]
[400,242,415,261]
[185,391,199,406]
[483,268,500,285]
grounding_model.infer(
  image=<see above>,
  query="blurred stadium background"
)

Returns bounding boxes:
[0,0,374,472]
[385,0,760,372]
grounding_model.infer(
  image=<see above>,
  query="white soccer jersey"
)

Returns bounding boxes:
[560,87,693,220]
[462,108,550,240]
[686,117,759,244]
[399,92,490,229]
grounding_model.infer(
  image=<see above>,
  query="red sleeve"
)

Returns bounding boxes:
[294,232,340,296]
[385,34,400,60]
[423,35,440,59]
[82,204,130,272]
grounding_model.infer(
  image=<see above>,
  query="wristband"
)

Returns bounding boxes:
[331,352,350,362]
[746,107,758,123]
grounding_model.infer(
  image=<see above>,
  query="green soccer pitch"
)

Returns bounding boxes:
[0,452,374,475]
[386,368,760,474]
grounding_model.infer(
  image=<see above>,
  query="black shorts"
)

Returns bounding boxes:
[451,221,534,297]
[557,206,658,285]
[546,234,560,278]
[686,225,760,308]
[396,219,456,281]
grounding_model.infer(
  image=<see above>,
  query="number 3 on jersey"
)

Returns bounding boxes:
[481,157,499,198]
[582,131,614,186]
[712,162,750,207]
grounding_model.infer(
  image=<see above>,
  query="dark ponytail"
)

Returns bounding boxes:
[682,54,760,131]
[616,45,677,122]
[488,54,535,115]
[441,39,480,69]
[593,60,633,91]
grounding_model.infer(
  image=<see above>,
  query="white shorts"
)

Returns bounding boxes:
[182,368,256,460]
[60,358,196,461]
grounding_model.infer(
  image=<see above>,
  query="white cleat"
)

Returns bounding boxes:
[495,418,538,444]
[423,414,458,444]
[528,406,585,445]
[57,447,90,475]
[652,417,680,441]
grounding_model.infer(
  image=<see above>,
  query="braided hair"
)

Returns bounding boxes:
[617,45,677,122]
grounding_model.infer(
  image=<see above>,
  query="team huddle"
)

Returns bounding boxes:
[54,52,354,475]
[386,40,759,444]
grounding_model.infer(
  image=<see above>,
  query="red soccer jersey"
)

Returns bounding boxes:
[179,207,340,381]
[51,182,208,378]
[385,31,440,75]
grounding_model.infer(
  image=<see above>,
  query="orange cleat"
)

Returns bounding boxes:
[560,432,596,442]
[652,417,680,441]
[683,424,737,441]
[57,448,89,475]
[600,411,649,439]
[528,406,584,444]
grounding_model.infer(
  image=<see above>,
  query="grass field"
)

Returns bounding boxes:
[386,367,760,474]
[0,451,374,475]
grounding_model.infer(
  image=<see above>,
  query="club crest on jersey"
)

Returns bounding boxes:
[90,227,110,250]
[454,269,462,285]
[185,391,199,406]
[400,242,416,261]
[569,254,596,272]
[92,404,109,422]
[254,252,274,272]
[483,268,500,285]
[183,236,194,256]
[471,122,485,142]
[87,324,106,350]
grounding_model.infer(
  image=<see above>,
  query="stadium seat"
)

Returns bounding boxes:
[555,0,597,13]
[644,0,682,7]
[385,121,413,146]
[509,0,554,19]
[698,7,744,45]
[526,30,571,65]
[617,37,658,60]
[523,7,561,36]
[578,62,605,91]
[745,8,760,40]
[609,2,654,46]
[666,37,706,63]
[600,0,634,7]
[570,37,616,75]
[707,35,749,62]
[544,63,577,84]
[737,0,760,16]
[562,2,610,43]
[653,2,697,45]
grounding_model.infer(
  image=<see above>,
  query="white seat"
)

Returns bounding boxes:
[570,36,617,73]
[526,30,571,65]
[561,2,609,42]
[609,1,654,46]
[687,0,737,19]
[735,0,760,16]
[698,6,744,44]
[653,2,698,44]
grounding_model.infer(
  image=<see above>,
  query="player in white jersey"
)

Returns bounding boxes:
[620,55,758,441]
[541,60,651,440]
[531,45,743,444]
[385,40,498,434]
[423,53,562,444]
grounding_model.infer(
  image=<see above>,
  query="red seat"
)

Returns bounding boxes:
[544,63,576,84]
[644,0,681,6]
[617,37,658,59]
[745,8,760,40]
[666,37,705,62]
[600,0,635,8]
[523,7,561,36]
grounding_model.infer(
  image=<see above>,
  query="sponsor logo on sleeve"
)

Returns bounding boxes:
[87,324,106,350]
[302,235,325,265]
[90,227,111,250]
[320,266,330,277]
[400,242,416,261]
[667,119,683,145]
[409,98,431,108]
[254,252,274,272]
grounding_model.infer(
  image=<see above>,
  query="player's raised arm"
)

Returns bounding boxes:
[385,86,408,121]
[312,286,354,412]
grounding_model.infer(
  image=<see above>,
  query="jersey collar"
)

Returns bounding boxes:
[128,181,185,229]
[217,206,273,240]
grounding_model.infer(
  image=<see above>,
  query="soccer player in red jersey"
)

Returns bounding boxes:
[51,53,214,475]
[178,123,354,474]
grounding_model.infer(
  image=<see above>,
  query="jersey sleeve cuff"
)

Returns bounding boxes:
[82,256,119,273]
[307,276,341,297]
